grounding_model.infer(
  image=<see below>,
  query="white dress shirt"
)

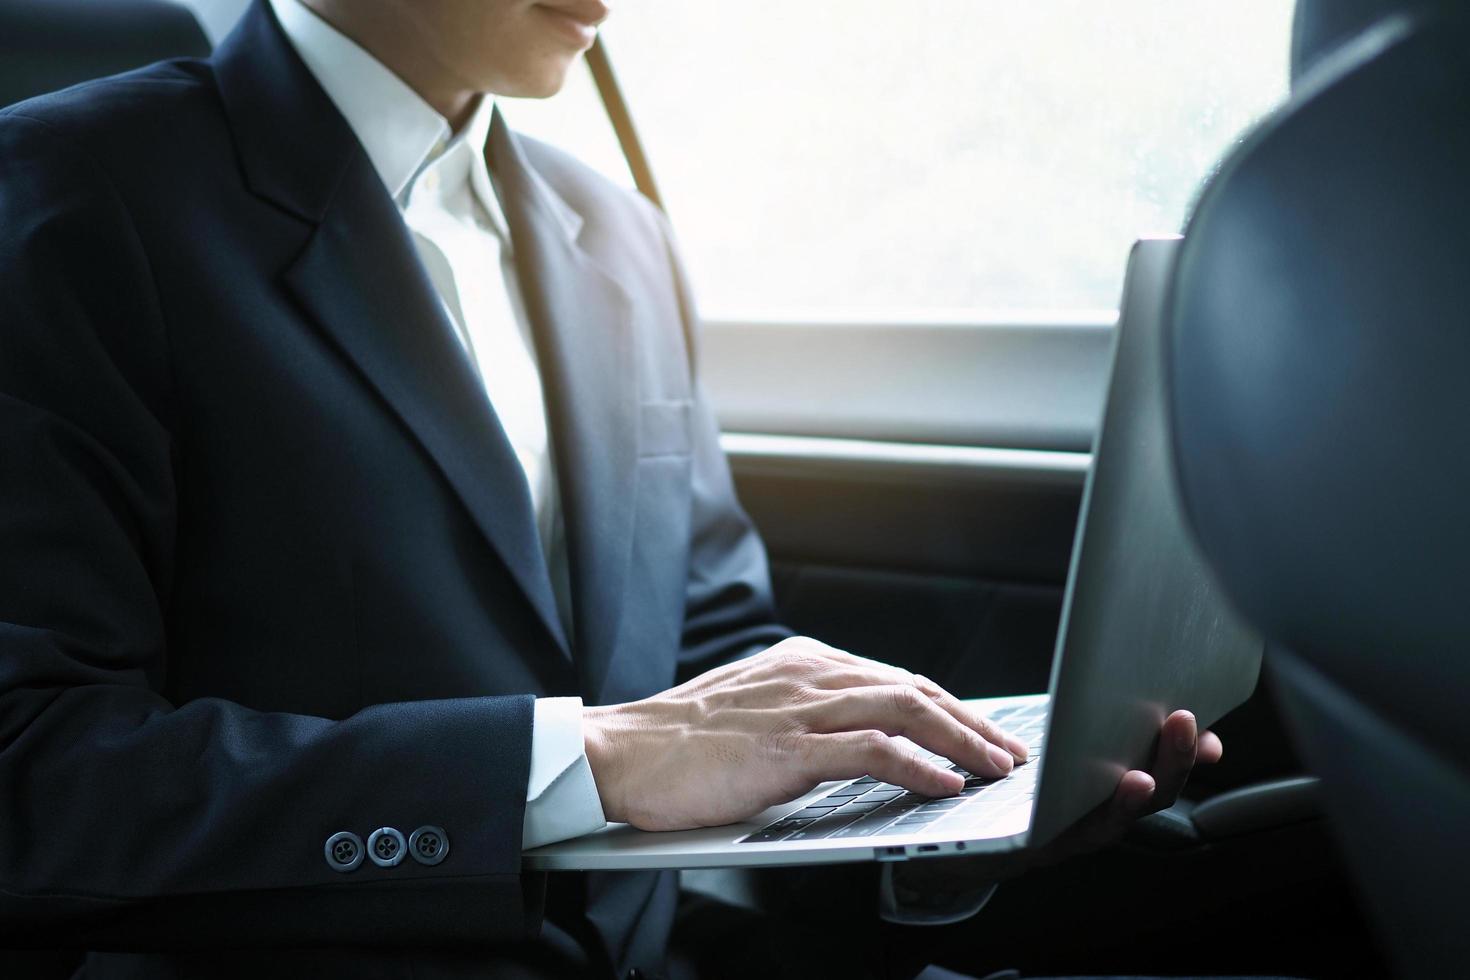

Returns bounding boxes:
[269,0,606,850]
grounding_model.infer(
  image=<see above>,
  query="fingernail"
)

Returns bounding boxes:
[1130,776,1157,813]
[1005,735,1029,762]
[987,743,1014,772]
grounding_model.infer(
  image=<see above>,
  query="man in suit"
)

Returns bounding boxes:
[0,0,1219,976]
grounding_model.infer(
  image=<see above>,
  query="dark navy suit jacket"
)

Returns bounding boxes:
[0,1,789,975]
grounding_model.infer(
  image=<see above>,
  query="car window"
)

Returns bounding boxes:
[505,1,1293,317]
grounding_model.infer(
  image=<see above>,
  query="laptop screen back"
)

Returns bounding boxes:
[1028,237,1263,846]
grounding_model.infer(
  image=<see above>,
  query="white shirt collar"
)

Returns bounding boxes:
[267,0,508,239]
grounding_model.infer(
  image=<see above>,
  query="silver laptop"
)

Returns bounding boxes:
[524,237,1262,872]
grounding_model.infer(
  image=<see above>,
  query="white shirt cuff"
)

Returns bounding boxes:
[522,696,607,850]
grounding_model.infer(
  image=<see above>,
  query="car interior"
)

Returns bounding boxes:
[0,0,1461,977]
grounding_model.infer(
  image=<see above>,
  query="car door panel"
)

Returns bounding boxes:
[706,317,1102,692]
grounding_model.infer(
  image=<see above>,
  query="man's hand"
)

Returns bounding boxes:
[891,709,1223,895]
[582,637,1030,831]
[1043,708,1223,861]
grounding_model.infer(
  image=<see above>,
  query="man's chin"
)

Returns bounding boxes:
[489,61,581,100]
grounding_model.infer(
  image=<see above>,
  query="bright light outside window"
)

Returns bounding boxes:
[505,1,1293,318]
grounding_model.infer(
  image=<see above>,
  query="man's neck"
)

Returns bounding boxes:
[298,0,479,131]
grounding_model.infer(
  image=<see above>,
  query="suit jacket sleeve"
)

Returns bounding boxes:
[647,205,795,683]
[0,112,540,951]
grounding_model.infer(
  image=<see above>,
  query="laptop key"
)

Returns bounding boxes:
[894,792,935,805]
[773,817,815,830]
[828,813,903,839]
[826,782,870,798]
[739,817,815,844]
[784,813,865,841]
[741,827,798,844]
[790,802,846,818]
[832,798,886,815]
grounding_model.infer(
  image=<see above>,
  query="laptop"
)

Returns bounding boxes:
[524,237,1263,872]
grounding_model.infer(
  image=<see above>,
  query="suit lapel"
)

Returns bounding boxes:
[490,112,640,700]
[214,0,570,658]
[283,161,571,657]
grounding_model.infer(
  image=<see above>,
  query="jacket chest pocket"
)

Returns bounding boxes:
[638,399,692,459]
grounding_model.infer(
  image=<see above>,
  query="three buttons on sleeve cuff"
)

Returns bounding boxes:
[324,826,448,872]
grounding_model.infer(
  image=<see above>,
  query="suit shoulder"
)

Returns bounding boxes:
[514,130,663,236]
[0,58,220,174]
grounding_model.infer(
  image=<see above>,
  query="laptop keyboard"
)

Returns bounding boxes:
[739,701,1049,844]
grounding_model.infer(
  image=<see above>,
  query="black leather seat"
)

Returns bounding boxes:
[0,0,209,109]
[1167,1,1469,976]
[1289,0,1445,84]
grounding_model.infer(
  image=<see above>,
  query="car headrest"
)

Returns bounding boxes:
[0,0,209,110]
[1169,10,1470,756]
[1290,0,1453,84]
